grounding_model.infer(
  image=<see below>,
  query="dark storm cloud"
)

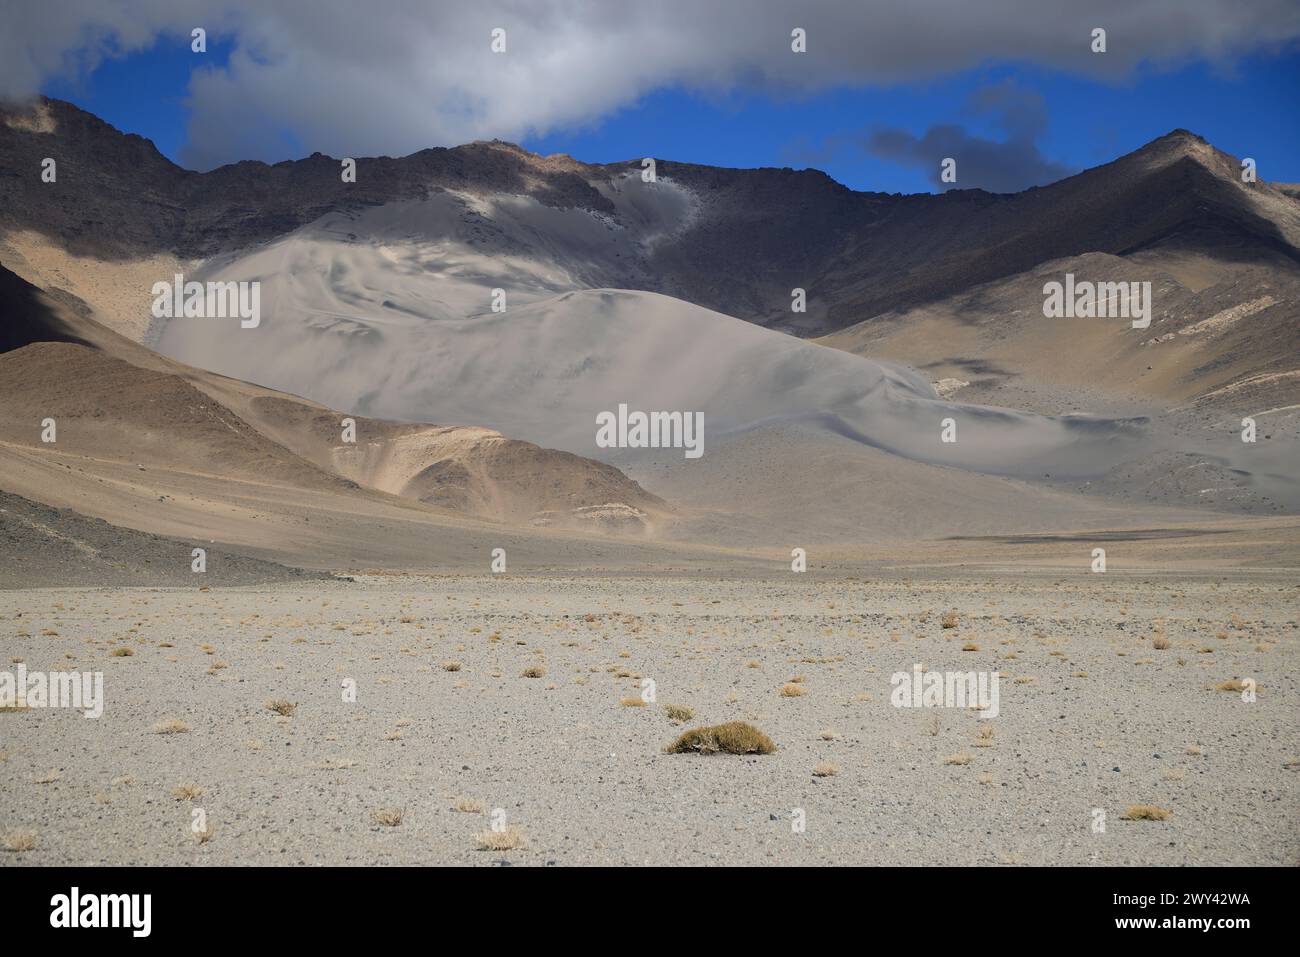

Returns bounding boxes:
[2,1,1298,168]
[866,83,1076,193]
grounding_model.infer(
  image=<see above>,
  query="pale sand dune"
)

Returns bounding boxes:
[157,236,1151,483]
[630,420,1226,547]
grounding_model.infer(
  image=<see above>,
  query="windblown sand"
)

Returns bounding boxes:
[2,573,1295,866]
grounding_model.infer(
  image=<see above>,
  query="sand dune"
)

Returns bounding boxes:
[0,264,670,542]
[157,249,1151,482]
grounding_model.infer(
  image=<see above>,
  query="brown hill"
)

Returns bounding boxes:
[0,263,669,533]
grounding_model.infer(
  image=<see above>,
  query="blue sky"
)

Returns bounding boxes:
[41,37,1300,194]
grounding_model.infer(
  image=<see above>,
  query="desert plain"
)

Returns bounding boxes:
[2,551,1296,866]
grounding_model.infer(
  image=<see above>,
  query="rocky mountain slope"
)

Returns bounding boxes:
[4,97,1297,337]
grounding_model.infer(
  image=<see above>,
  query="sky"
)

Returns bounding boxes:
[9,1,1300,194]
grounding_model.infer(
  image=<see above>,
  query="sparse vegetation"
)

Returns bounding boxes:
[2,831,37,853]
[171,783,204,801]
[779,682,806,697]
[1120,805,1171,821]
[812,762,839,777]
[265,699,297,716]
[151,718,191,734]
[666,721,776,755]
[372,808,404,827]
[664,703,694,722]
[476,826,527,851]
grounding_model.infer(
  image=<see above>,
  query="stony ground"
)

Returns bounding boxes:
[1,573,1296,866]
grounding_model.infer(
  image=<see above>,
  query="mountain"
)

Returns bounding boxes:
[1,96,1297,560]
[4,99,1297,338]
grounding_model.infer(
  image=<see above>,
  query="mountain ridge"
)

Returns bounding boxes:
[4,96,1296,335]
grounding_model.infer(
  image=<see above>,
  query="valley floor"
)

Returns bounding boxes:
[1,573,1296,865]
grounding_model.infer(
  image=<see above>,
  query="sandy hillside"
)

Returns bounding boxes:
[155,276,1150,481]
[0,263,671,538]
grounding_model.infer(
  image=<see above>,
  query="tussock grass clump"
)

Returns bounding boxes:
[440,661,462,672]
[110,647,134,657]
[171,783,204,801]
[521,665,546,678]
[151,718,191,734]
[476,826,527,851]
[665,721,776,756]
[812,762,839,777]
[1152,636,1171,650]
[664,703,694,722]
[1120,804,1171,821]
[2,831,38,853]
[943,753,973,766]
[452,798,484,813]
[265,699,297,716]
[620,696,647,707]
[1215,679,1248,692]
[372,808,404,827]
[779,683,806,697]
[941,612,959,629]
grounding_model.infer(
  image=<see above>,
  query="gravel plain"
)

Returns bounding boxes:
[1,573,1296,866]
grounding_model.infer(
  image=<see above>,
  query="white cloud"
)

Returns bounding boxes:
[3,0,1298,169]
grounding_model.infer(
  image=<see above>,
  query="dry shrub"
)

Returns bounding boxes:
[476,826,527,851]
[1120,805,1171,821]
[2,831,37,852]
[666,721,776,755]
